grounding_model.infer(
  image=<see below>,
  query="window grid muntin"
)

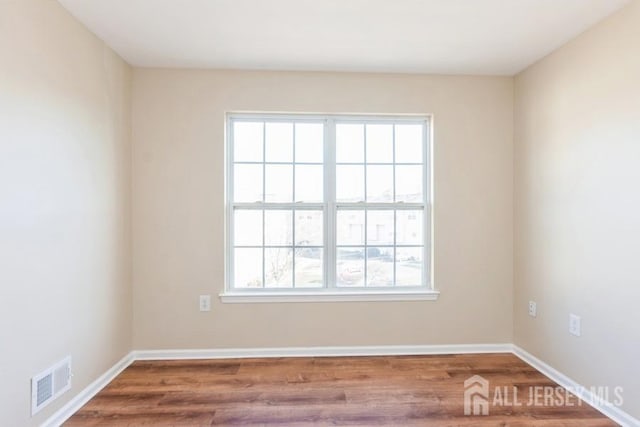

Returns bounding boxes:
[333,120,425,287]
[232,205,325,289]
[228,114,430,292]
[335,205,425,287]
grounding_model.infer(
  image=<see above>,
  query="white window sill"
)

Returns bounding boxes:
[219,290,440,303]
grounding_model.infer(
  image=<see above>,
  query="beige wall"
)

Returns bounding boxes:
[514,0,640,419]
[0,1,132,426]
[131,69,514,350]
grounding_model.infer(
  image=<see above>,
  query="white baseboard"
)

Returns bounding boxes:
[513,345,639,427]
[134,343,513,360]
[41,351,135,427]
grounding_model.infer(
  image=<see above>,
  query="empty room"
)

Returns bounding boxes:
[1,0,639,425]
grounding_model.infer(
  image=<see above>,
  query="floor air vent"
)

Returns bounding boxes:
[31,356,72,415]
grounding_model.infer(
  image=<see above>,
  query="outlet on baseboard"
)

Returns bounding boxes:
[569,313,581,336]
[528,300,537,317]
[199,295,211,312]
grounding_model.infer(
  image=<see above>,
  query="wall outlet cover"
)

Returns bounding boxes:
[569,313,581,337]
[528,301,537,317]
[199,295,211,312]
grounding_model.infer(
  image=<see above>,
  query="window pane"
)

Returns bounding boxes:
[295,123,323,163]
[265,248,293,287]
[395,247,423,286]
[395,165,423,202]
[295,248,323,288]
[264,210,292,246]
[234,210,262,246]
[366,124,393,163]
[233,122,263,162]
[337,247,365,287]
[396,210,423,245]
[265,164,293,202]
[367,210,394,245]
[336,124,364,163]
[234,248,263,288]
[234,164,263,203]
[295,165,323,202]
[366,165,393,202]
[337,210,364,245]
[295,210,323,246]
[395,124,423,164]
[265,122,293,162]
[336,165,364,202]
[367,247,394,287]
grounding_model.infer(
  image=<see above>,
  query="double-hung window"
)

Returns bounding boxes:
[224,113,436,302]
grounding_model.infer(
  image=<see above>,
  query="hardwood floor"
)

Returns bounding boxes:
[65,353,617,426]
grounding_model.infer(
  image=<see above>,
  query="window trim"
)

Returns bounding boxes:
[219,289,439,303]
[222,113,436,302]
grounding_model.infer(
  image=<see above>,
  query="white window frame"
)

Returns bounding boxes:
[222,113,438,303]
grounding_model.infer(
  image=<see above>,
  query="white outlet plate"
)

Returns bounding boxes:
[528,301,537,317]
[199,295,211,312]
[569,313,581,336]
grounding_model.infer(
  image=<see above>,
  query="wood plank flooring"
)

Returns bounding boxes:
[65,353,617,426]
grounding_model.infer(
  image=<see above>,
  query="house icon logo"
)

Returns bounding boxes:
[464,375,489,416]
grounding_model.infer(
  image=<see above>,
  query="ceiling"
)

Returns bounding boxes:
[57,0,629,75]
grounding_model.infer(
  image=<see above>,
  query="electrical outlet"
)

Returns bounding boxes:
[199,295,211,312]
[528,301,537,317]
[569,313,581,336]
